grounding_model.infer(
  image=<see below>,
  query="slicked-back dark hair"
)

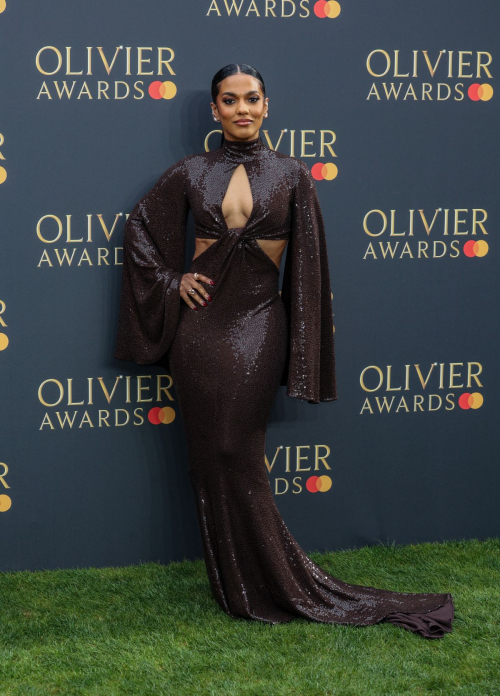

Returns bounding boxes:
[211,63,266,147]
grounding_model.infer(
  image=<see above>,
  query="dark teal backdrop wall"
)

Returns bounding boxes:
[1,0,498,571]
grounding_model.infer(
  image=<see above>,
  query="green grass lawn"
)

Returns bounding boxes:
[0,538,498,695]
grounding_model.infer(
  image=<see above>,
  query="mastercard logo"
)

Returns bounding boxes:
[464,240,489,257]
[314,1,341,18]
[0,1,6,13]
[148,81,177,100]
[306,475,332,493]
[468,83,493,101]
[148,406,176,424]
[0,333,8,350]
[311,162,338,181]
[0,494,12,512]
[458,392,483,410]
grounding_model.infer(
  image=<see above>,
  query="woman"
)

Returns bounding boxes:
[115,64,454,638]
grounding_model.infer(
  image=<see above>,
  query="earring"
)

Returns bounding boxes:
[264,112,268,118]
[213,115,219,121]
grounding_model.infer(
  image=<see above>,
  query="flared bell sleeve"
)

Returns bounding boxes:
[114,158,190,366]
[280,160,337,404]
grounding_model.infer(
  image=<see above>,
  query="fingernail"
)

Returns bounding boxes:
[192,306,198,311]
[207,296,212,301]
[202,301,207,307]
[210,281,215,286]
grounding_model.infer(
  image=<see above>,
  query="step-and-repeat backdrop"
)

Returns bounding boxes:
[1,0,498,571]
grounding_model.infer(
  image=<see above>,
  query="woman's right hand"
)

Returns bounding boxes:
[180,272,215,310]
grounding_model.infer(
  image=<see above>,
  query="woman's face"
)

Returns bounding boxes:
[211,73,268,142]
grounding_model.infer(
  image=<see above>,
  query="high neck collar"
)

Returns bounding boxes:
[221,134,266,161]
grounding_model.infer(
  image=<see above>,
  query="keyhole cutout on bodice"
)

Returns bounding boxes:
[221,164,254,230]
[196,162,287,270]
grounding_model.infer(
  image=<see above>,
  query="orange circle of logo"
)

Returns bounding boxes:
[479,83,493,101]
[0,1,6,14]
[474,240,489,257]
[0,333,9,351]
[0,166,7,184]
[0,494,12,512]
[317,475,332,492]
[469,392,484,409]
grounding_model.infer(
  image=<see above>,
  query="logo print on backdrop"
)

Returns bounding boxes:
[206,128,338,179]
[35,47,177,101]
[314,1,340,17]
[359,362,484,415]
[38,375,177,430]
[0,133,6,184]
[0,463,11,513]
[362,208,490,260]
[266,445,333,495]
[36,213,126,268]
[206,0,341,18]
[0,300,8,352]
[0,1,5,13]
[366,50,493,102]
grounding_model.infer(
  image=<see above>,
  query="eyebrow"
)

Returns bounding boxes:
[221,90,260,97]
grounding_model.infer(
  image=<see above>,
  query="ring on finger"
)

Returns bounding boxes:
[188,288,196,295]
[194,272,199,280]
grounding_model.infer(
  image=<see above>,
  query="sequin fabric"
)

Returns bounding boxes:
[115,135,454,638]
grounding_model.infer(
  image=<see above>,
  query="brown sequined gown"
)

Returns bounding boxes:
[115,136,454,638]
